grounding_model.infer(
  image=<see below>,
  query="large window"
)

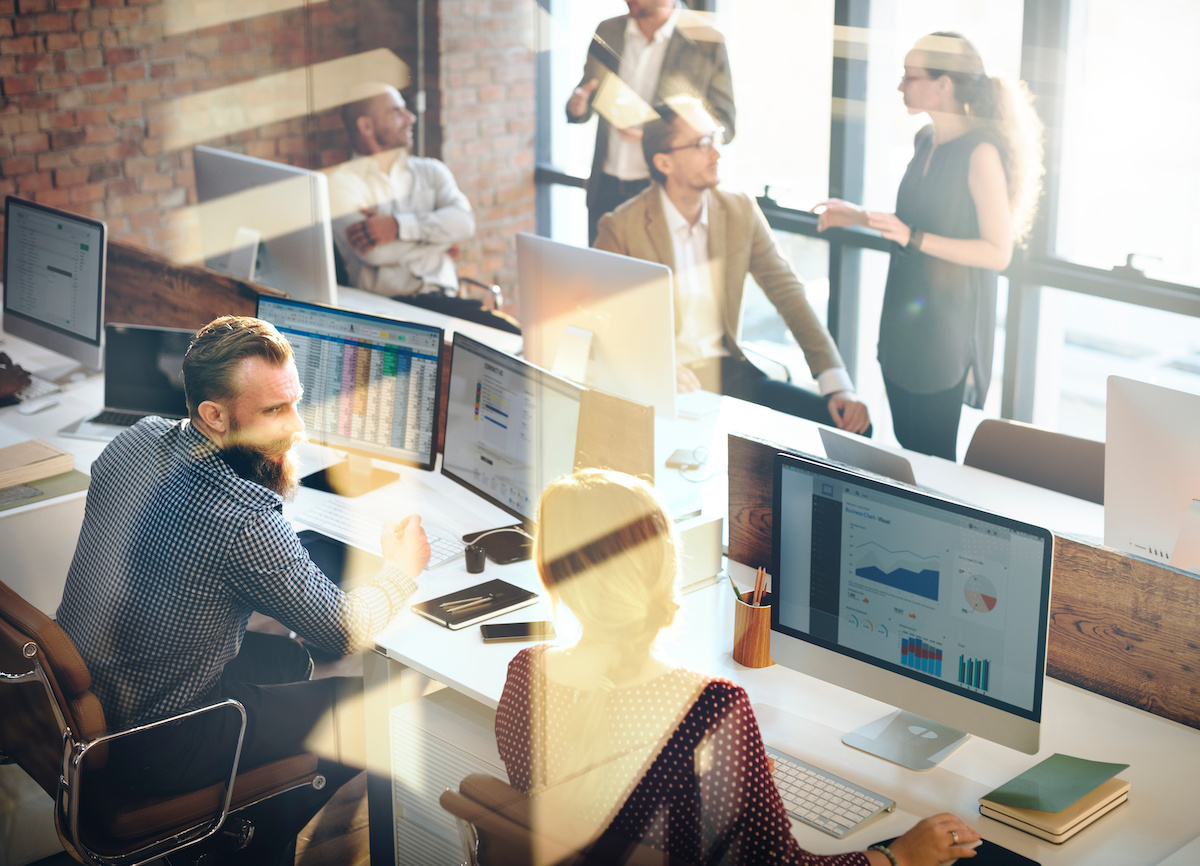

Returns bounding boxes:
[535,0,1200,449]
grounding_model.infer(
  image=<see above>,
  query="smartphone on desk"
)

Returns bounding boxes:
[480,621,556,643]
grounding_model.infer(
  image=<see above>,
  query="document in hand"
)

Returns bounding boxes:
[411,579,538,630]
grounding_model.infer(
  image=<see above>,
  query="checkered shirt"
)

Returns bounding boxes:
[57,417,416,729]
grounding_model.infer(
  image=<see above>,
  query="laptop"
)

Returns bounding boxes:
[818,427,918,486]
[59,323,191,442]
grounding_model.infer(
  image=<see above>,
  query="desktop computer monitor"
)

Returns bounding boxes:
[2,195,107,379]
[441,332,584,563]
[1105,375,1200,567]
[194,146,338,305]
[516,232,676,418]
[256,296,443,496]
[770,451,1053,770]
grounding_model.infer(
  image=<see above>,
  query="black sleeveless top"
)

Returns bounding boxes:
[878,125,1005,406]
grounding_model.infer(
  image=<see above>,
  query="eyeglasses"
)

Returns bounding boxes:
[900,73,933,84]
[665,127,725,155]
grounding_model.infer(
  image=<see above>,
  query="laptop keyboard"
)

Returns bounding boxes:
[299,495,465,569]
[766,745,895,838]
[90,409,147,427]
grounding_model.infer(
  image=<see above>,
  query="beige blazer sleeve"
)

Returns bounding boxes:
[720,191,845,378]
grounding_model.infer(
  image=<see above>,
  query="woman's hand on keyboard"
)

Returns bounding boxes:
[382,516,431,578]
[883,813,980,866]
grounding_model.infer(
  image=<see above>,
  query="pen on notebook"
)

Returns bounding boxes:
[441,595,488,609]
[444,595,495,614]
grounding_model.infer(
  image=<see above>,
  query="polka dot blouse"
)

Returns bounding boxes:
[496,645,871,865]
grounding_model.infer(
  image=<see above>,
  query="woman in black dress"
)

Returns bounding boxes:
[814,32,1043,459]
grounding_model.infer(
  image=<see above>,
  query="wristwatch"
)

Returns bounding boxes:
[906,228,925,254]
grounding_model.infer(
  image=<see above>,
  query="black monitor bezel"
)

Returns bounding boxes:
[440,330,584,527]
[770,449,1054,725]
[3,195,107,357]
[256,295,445,473]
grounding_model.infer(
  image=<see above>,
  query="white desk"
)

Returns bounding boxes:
[357,402,1177,866]
[3,323,1143,866]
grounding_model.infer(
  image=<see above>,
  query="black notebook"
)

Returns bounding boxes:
[411,579,538,630]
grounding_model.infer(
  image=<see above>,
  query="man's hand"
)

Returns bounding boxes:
[675,363,702,393]
[346,208,400,253]
[827,391,871,434]
[0,353,31,400]
[381,515,431,577]
[567,78,599,118]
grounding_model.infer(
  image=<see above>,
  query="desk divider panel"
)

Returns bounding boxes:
[105,240,283,330]
[727,431,1200,732]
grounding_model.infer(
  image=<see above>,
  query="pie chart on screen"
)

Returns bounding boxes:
[963,574,998,613]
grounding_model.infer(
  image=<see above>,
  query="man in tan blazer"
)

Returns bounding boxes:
[595,103,871,433]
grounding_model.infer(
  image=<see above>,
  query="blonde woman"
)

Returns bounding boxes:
[816,32,1044,460]
[494,469,979,865]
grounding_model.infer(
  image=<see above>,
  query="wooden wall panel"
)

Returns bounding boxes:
[727,431,1200,731]
[105,241,282,331]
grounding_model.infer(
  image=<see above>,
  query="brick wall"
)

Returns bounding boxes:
[0,0,536,297]
[436,0,536,293]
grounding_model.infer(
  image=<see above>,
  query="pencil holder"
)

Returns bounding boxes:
[732,591,774,668]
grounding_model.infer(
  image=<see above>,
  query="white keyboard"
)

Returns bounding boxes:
[299,495,465,569]
[766,745,895,838]
[17,373,61,402]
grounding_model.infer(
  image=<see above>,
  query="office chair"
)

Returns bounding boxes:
[0,577,324,866]
[963,418,1105,505]
[332,245,520,333]
[439,773,668,866]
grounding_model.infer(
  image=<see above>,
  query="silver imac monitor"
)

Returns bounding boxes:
[771,451,1053,771]
[1105,375,1200,566]
[194,146,338,305]
[2,195,106,378]
[256,296,443,496]
[441,332,584,563]
[516,232,676,418]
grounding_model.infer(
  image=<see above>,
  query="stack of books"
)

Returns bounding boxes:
[979,754,1130,844]
[0,439,73,490]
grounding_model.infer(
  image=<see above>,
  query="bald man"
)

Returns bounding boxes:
[327,84,475,297]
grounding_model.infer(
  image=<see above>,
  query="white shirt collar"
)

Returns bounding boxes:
[625,6,681,47]
[660,186,708,237]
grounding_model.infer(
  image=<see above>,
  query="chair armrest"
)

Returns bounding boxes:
[458,276,505,310]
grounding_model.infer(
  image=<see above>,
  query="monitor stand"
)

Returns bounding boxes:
[842,709,969,771]
[463,524,533,565]
[302,453,398,498]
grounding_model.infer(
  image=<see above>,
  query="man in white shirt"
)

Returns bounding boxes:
[327,83,475,298]
[595,105,871,434]
[567,0,735,246]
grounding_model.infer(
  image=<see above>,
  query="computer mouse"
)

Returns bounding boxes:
[18,397,59,415]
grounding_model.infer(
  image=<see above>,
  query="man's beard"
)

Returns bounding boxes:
[221,437,301,501]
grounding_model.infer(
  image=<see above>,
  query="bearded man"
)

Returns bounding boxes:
[57,315,430,865]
